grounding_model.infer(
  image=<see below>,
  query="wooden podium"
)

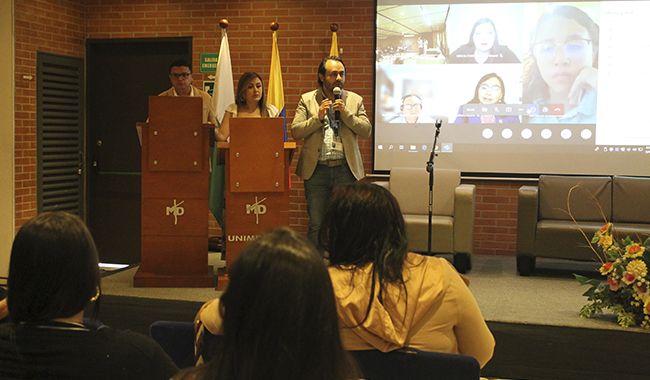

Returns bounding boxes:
[134,96,214,287]
[218,117,295,289]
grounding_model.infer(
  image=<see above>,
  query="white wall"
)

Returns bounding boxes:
[0,0,15,279]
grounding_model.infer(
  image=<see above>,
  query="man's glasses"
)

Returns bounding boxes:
[171,73,191,79]
[403,103,422,110]
[479,84,502,92]
[533,38,592,60]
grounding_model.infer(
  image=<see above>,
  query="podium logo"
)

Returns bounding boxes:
[166,199,185,225]
[246,196,267,225]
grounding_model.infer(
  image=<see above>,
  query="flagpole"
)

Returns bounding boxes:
[330,23,339,57]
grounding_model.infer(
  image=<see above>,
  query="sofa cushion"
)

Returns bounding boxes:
[612,176,650,224]
[535,220,603,261]
[538,175,611,222]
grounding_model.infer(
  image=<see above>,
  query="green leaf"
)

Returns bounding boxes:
[574,273,601,287]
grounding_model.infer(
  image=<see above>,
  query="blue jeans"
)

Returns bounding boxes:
[303,163,357,250]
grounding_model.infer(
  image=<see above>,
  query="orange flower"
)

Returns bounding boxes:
[600,262,614,275]
[625,244,645,259]
[608,278,620,291]
[622,272,637,285]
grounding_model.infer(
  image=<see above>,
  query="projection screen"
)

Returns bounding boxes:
[374,0,650,176]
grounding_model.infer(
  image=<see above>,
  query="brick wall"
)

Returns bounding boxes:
[14,0,522,255]
[14,0,86,230]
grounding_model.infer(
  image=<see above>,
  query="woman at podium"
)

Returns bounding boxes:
[216,72,279,141]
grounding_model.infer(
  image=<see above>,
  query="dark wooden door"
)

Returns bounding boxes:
[86,37,192,264]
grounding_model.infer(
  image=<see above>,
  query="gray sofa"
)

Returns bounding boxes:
[516,175,650,275]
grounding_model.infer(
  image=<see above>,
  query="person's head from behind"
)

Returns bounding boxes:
[468,18,498,53]
[208,227,356,380]
[400,94,423,122]
[526,5,599,101]
[235,71,269,116]
[169,59,194,95]
[321,182,408,282]
[470,73,506,104]
[318,56,346,92]
[8,212,101,323]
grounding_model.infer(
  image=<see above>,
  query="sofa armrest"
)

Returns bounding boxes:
[371,181,390,190]
[454,184,476,254]
[517,185,538,255]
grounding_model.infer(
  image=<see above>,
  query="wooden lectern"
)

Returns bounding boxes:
[218,117,295,289]
[134,96,214,287]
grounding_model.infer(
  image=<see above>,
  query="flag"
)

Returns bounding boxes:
[330,31,338,57]
[209,28,235,228]
[268,29,287,142]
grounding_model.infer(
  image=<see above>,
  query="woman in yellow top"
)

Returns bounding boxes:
[216,71,279,142]
[320,182,495,368]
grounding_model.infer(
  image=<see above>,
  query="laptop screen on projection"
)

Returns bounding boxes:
[374,0,650,176]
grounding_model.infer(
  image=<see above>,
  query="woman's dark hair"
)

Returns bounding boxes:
[235,71,269,117]
[320,182,410,325]
[179,227,358,380]
[317,56,346,87]
[466,18,500,52]
[8,212,101,323]
[467,73,506,104]
[523,5,599,103]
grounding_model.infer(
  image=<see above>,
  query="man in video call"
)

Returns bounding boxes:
[158,59,217,125]
[291,56,372,250]
[389,94,436,123]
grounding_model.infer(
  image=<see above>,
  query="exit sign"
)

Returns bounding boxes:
[200,53,219,73]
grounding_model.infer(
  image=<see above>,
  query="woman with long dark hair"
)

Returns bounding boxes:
[454,73,521,123]
[0,212,179,380]
[321,183,495,368]
[188,228,358,380]
[523,5,599,123]
[216,71,279,141]
[448,18,520,64]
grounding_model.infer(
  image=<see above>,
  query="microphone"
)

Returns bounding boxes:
[333,87,341,122]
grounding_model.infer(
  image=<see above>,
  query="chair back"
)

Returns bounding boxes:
[389,167,459,216]
[150,320,196,368]
[349,347,481,380]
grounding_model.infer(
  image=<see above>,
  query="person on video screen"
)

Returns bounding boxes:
[454,73,520,123]
[448,18,520,64]
[523,5,598,124]
[389,94,436,124]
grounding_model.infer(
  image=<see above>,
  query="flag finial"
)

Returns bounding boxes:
[220,19,229,29]
[270,22,279,31]
[330,23,339,32]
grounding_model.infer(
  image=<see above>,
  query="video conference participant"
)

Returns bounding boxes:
[448,18,520,64]
[389,94,436,124]
[322,183,495,368]
[291,56,372,249]
[158,59,221,138]
[217,71,279,141]
[0,212,179,380]
[523,5,599,124]
[454,73,520,123]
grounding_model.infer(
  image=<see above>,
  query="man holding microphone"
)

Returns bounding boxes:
[291,56,372,250]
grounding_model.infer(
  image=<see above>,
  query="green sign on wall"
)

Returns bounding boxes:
[200,52,219,73]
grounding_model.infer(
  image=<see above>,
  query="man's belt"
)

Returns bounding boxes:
[317,159,346,167]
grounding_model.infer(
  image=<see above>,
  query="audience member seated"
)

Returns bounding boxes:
[321,183,495,368]
[0,212,179,380]
[187,228,358,380]
[0,288,7,322]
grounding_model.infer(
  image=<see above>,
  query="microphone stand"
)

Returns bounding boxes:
[426,120,442,256]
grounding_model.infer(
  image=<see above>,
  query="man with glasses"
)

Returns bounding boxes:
[291,56,372,250]
[390,94,436,124]
[158,59,217,125]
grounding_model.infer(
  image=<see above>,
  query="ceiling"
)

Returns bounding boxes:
[377,4,450,39]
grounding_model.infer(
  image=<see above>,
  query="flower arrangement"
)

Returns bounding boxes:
[575,222,650,328]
